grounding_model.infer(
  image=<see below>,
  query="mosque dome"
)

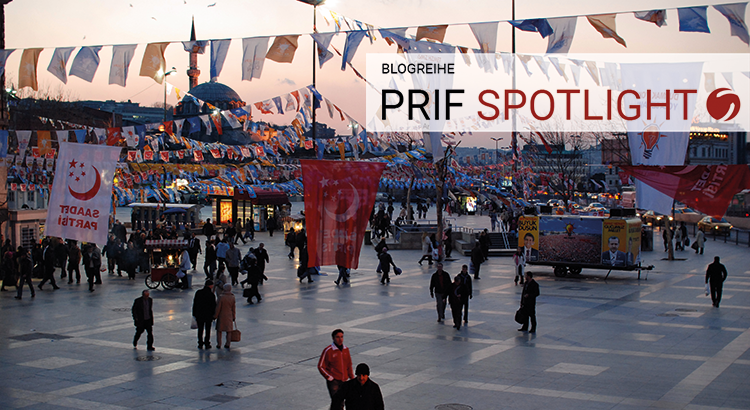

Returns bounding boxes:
[174,80,251,145]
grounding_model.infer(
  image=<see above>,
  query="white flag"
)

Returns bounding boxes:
[45,142,121,245]
[546,17,577,53]
[109,44,137,87]
[47,47,75,84]
[241,37,269,81]
[122,126,137,147]
[469,22,499,53]
[69,46,103,83]
[311,33,335,68]
[621,62,703,214]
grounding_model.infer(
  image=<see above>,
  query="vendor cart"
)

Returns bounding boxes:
[143,239,188,290]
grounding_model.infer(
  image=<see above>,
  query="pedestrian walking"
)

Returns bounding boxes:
[15,248,35,299]
[202,218,215,239]
[286,229,297,259]
[82,243,102,292]
[214,284,236,349]
[38,239,60,290]
[67,242,81,284]
[225,242,241,286]
[470,242,484,280]
[695,230,705,254]
[448,276,465,330]
[674,226,683,251]
[513,247,525,285]
[216,238,229,274]
[429,263,451,323]
[298,245,315,283]
[456,265,472,324]
[705,256,728,308]
[330,363,384,410]
[378,248,398,284]
[253,243,269,285]
[225,222,237,244]
[233,220,246,245]
[132,290,155,351]
[417,233,433,266]
[267,215,277,237]
[242,253,266,304]
[518,271,539,333]
[104,234,119,275]
[479,229,490,261]
[192,280,216,349]
[204,238,217,279]
[1,250,17,292]
[318,329,354,405]
[188,233,201,271]
[334,265,350,285]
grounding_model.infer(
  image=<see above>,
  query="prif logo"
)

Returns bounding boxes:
[707,88,741,121]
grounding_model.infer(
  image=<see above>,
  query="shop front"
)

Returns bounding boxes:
[210,188,291,232]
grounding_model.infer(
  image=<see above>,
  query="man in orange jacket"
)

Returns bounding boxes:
[318,329,354,407]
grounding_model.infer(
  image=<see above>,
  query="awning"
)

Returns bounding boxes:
[234,188,290,205]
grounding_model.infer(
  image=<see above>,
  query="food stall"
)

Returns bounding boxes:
[143,239,188,290]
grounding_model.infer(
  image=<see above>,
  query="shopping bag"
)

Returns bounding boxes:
[230,321,241,342]
[705,284,710,296]
[190,316,198,329]
[691,241,699,250]
[514,308,527,324]
[684,238,690,247]
[394,267,402,275]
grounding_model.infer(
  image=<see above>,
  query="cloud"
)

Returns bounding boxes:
[278,78,296,86]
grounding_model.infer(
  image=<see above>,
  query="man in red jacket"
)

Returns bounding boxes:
[318,329,354,407]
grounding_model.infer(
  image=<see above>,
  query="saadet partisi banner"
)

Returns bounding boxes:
[45,142,122,245]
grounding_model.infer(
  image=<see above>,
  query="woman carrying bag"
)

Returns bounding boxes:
[214,284,236,349]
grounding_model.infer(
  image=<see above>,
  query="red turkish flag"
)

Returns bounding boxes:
[106,127,122,146]
[160,151,169,162]
[194,150,204,162]
[301,160,386,269]
[144,150,154,161]
[621,165,750,218]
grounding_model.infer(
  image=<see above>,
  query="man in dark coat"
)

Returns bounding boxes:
[456,265,473,324]
[470,242,484,280]
[429,263,451,323]
[519,271,540,333]
[705,256,728,307]
[202,218,215,239]
[253,243,270,285]
[112,220,127,244]
[479,229,491,261]
[38,239,60,290]
[192,280,216,349]
[15,247,35,299]
[188,233,201,271]
[82,244,102,292]
[378,248,397,284]
[330,363,384,410]
[132,289,155,351]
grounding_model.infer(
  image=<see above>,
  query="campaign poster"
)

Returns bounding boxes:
[518,216,539,262]
[539,216,602,264]
[602,219,628,267]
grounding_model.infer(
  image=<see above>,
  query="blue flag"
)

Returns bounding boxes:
[210,39,231,79]
[341,31,367,71]
[69,46,102,82]
[678,6,710,33]
[316,140,325,159]
[187,117,201,134]
[73,129,87,143]
[509,19,553,38]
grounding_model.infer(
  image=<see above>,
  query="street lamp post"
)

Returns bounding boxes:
[297,0,325,142]
[163,67,177,122]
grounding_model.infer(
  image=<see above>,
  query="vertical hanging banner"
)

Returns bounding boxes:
[301,160,386,269]
[45,142,122,245]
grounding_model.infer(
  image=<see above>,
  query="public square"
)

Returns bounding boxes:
[1,210,749,410]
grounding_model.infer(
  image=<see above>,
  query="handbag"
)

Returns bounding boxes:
[514,308,527,324]
[242,288,252,298]
[230,321,241,342]
[684,237,690,246]
[394,267,402,275]
[691,241,699,250]
[190,316,198,330]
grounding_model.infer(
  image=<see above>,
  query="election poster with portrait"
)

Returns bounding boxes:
[517,216,540,262]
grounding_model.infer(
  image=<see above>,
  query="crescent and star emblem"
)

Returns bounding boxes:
[67,159,101,201]
[323,181,360,223]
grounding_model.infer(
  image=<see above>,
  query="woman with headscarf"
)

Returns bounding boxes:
[214,284,236,349]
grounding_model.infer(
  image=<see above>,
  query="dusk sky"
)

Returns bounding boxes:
[4,0,749,147]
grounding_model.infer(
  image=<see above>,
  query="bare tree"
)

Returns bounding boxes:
[526,129,590,208]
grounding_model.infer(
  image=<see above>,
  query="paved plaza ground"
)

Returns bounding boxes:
[1,208,749,410]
